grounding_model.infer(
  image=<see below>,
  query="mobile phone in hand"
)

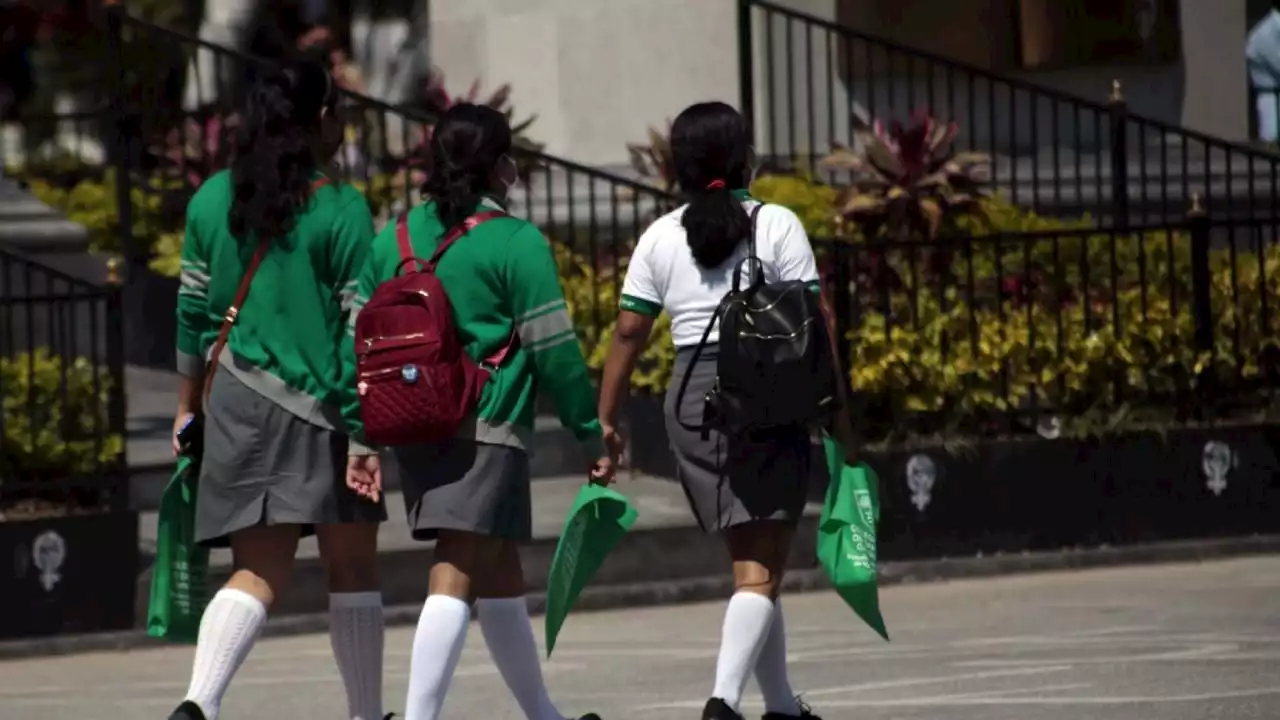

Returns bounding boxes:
[177,413,203,456]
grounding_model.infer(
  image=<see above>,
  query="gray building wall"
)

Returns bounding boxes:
[430,0,1251,167]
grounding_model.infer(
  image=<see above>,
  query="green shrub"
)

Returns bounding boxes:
[1,349,124,484]
[17,170,184,275]
[554,242,675,394]
[564,173,1280,440]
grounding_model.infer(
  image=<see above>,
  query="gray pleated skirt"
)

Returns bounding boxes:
[665,344,811,533]
[387,440,532,542]
[195,370,387,547]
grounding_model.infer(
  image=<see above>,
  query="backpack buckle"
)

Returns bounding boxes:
[701,387,721,441]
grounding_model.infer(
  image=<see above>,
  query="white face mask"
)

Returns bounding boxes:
[497,154,519,195]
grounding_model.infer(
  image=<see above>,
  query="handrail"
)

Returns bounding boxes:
[0,243,115,293]
[115,10,678,203]
[745,0,1280,167]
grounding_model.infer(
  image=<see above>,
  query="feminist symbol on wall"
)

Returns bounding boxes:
[31,530,67,592]
[1201,441,1237,497]
[906,454,936,512]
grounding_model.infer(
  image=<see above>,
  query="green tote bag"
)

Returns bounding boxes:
[545,484,639,657]
[819,436,890,641]
[146,454,210,643]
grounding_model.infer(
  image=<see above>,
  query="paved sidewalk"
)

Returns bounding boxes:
[3,556,1276,719]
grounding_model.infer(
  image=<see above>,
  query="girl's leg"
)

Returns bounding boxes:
[475,542,566,720]
[318,523,385,720]
[404,530,501,720]
[755,598,803,718]
[181,524,300,720]
[706,520,795,719]
[752,530,803,717]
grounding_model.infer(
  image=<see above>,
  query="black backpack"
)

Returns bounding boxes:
[676,204,839,437]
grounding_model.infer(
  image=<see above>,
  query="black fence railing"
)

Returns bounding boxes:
[738,0,1280,226]
[822,211,1280,444]
[0,246,127,518]
[12,7,1280,454]
[4,11,679,366]
[100,11,679,362]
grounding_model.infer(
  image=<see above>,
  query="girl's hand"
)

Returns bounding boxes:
[345,454,382,503]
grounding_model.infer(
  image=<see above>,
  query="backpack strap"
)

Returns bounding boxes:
[394,209,507,275]
[731,204,766,293]
[673,293,734,436]
[393,208,517,370]
[204,176,332,400]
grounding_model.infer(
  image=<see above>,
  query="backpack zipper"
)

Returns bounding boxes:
[362,331,426,350]
[737,316,817,340]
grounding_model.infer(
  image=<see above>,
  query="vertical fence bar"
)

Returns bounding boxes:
[1108,80,1129,229]
[737,0,756,143]
[104,257,129,512]
[1188,194,1213,355]
[105,6,136,266]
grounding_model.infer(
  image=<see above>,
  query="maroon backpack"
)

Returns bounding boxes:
[355,210,514,446]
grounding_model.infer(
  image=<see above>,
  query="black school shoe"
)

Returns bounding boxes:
[167,701,206,720]
[578,715,604,720]
[762,698,822,720]
[703,698,744,720]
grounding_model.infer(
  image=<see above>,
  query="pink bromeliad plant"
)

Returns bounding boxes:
[400,70,543,184]
[820,110,989,242]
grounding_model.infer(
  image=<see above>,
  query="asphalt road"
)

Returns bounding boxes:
[2,557,1277,720]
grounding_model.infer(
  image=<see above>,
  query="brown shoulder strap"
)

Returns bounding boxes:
[203,177,332,399]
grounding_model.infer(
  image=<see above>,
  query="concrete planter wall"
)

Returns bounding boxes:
[0,511,138,640]
[627,390,1280,556]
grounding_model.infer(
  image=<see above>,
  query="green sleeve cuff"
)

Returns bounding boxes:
[806,281,821,293]
[620,294,661,317]
[347,437,379,456]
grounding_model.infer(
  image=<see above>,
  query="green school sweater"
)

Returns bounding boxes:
[175,170,373,436]
[343,197,604,459]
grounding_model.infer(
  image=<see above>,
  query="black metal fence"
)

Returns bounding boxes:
[9,6,1280,453]
[738,0,1280,226]
[0,246,127,517]
[823,211,1280,444]
[104,11,678,361]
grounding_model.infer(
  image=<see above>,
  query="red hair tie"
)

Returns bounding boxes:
[706,179,727,190]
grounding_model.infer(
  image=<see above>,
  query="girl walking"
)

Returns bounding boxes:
[596,101,827,720]
[170,57,387,720]
[342,103,612,720]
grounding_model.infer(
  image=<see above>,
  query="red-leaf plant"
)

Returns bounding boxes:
[393,69,544,189]
[820,110,991,306]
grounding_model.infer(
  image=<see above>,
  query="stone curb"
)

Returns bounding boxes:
[1,534,1276,661]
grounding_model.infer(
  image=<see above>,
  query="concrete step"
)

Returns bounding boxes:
[0,175,90,257]
[131,474,823,622]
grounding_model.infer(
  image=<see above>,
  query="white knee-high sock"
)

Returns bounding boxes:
[754,600,802,715]
[184,588,268,720]
[477,597,565,720]
[711,592,777,712]
[329,592,385,720]
[404,595,471,720]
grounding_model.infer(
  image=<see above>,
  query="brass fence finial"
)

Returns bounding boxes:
[1189,192,1204,216]
[1110,79,1124,104]
[106,256,122,285]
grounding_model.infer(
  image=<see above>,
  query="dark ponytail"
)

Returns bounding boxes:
[228,57,335,242]
[671,102,752,268]
[422,103,513,230]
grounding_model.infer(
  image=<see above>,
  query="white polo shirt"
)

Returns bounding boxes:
[620,192,820,347]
